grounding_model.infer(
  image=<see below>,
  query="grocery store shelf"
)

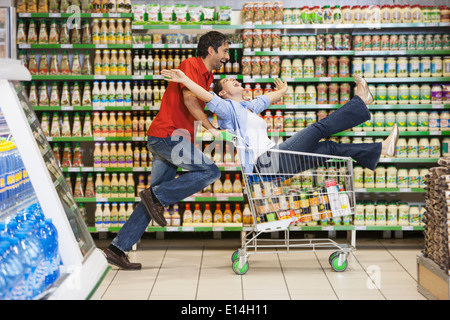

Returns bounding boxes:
[365,77,450,83]
[74,193,245,203]
[17,12,133,18]
[132,24,240,30]
[355,188,426,193]
[250,22,450,29]
[86,224,424,233]
[31,75,166,81]
[268,130,450,137]
[266,104,450,110]
[249,50,355,56]
[33,105,161,111]
[61,164,241,172]
[354,50,450,56]
[18,43,242,50]
[46,136,147,142]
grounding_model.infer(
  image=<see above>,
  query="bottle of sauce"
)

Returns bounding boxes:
[125,142,133,167]
[193,204,202,223]
[117,173,127,197]
[93,142,102,167]
[126,173,134,197]
[82,113,92,137]
[183,204,193,224]
[213,204,223,223]
[110,50,118,75]
[110,174,119,197]
[202,204,212,224]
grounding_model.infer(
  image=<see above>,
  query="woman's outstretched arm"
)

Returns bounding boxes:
[161,69,214,103]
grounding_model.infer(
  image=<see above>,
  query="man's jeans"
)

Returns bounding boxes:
[111,134,221,252]
[256,95,382,174]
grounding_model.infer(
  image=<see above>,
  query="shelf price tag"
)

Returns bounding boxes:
[19,44,31,49]
[430,131,441,136]
[166,227,179,232]
[201,25,213,30]
[354,131,367,136]
[432,104,444,109]
[213,226,224,232]
[133,44,145,49]
[399,188,411,192]
[94,75,106,79]
[169,25,181,29]
[402,226,413,231]
[355,226,367,230]
[49,13,61,17]
[182,226,194,232]
[319,77,331,82]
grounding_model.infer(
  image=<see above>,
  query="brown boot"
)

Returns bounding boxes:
[139,188,166,227]
[103,248,142,270]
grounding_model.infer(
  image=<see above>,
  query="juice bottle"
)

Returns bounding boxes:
[83,113,92,137]
[233,203,242,223]
[136,174,145,195]
[110,203,119,227]
[102,49,110,75]
[203,203,212,223]
[100,19,108,44]
[118,173,127,197]
[110,173,119,197]
[100,112,109,137]
[94,50,102,75]
[102,203,111,227]
[100,81,108,107]
[110,50,118,75]
[223,203,232,223]
[95,203,103,227]
[118,51,126,75]
[108,81,116,106]
[95,173,103,196]
[109,142,117,167]
[213,204,223,223]
[116,19,124,44]
[118,202,127,226]
[116,111,124,136]
[193,204,202,223]
[92,112,101,137]
[108,112,116,137]
[140,144,148,167]
[117,142,125,166]
[124,81,132,106]
[183,204,193,224]
[124,111,132,136]
[101,142,110,167]
[125,142,133,167]
[126,173,135,197]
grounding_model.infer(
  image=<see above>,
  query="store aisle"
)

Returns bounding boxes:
[96,236,426,300]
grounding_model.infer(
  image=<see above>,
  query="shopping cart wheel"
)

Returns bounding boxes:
[328,251,340,265]
[232,259,249,275]
[231,250,239,262]
[330,254,348,272]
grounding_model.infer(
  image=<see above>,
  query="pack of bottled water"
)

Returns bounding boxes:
[0,202,61,300]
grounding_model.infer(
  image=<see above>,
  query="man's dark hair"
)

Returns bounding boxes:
[197,31,230,59]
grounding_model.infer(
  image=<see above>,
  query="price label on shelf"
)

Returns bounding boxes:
[399,188,411,192]
[319,77,331,82]
[49,13,61,17]
[354,226,367,230]
[402,226,413,231]
[432,104,444,109]
[166,227,179,232]
[94,75,106,80]
[201,25,213,30]
[182,226,195,232]
[213,227,224,232]
[19,44,31,49]
[430,131,441,136]
[91,13,103,17]
[133,44,145,49]
[169,25,181,29]
[132,25,144,29]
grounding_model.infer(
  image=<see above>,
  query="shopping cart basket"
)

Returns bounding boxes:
[222,132,356,274]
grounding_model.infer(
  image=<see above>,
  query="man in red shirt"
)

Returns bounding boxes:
[104,31,230,269]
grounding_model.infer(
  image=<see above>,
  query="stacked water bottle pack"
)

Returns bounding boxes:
[0,202,61,300]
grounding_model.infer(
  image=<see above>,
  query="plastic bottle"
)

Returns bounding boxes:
[202,204,212,224]
[193,204,202,223]
[0,241,25,300]
[110,203,119,227]
[213,204,223,223]
[183,204,193,224]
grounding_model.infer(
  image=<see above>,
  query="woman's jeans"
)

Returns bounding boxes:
[111,133,221,252]
[256,95,382,174]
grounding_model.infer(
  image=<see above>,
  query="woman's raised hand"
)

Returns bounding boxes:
[161,69,187,83]
[273,77,288,93]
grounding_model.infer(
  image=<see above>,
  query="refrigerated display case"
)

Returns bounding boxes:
[0,59,109,299]
[0,0,15,58]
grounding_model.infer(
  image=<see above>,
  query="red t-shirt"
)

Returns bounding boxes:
[147,56,214,143]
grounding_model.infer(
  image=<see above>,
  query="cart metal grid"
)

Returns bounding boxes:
[229,135,356,274]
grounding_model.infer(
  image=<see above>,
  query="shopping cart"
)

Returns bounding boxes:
[222,132,356,274]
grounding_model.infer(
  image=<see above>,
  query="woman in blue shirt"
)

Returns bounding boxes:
[161,69,399,175]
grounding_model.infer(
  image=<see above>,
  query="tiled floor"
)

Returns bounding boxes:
[95,233,427,300]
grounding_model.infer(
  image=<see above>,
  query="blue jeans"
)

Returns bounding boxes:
[111,134,221,252]
[256,96,382,174]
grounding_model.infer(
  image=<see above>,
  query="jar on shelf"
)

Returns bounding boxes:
[387,84,399,105]
[409,57,420,78]
[376,84,387,104]
[398,203,409,225]
[363,57,374,78]
[386,166,397,188]
[396,57,408,77]
[406,111,418,131]
[385,57,397,77]
[420,84,431,104]
[440,111,449,130]
[387,202,398,225]
[444,56,450,77]
[385,110,396,128]
[409,84,420,104]
[417,111,429,131]
[431,56,443,77]
[352,58,363,75]
[411,5,422,22]
[431,84,442,104]
[407,138,418,158]
[420,56,431,77]
[398,84,409,104]
[373,111,385,131]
